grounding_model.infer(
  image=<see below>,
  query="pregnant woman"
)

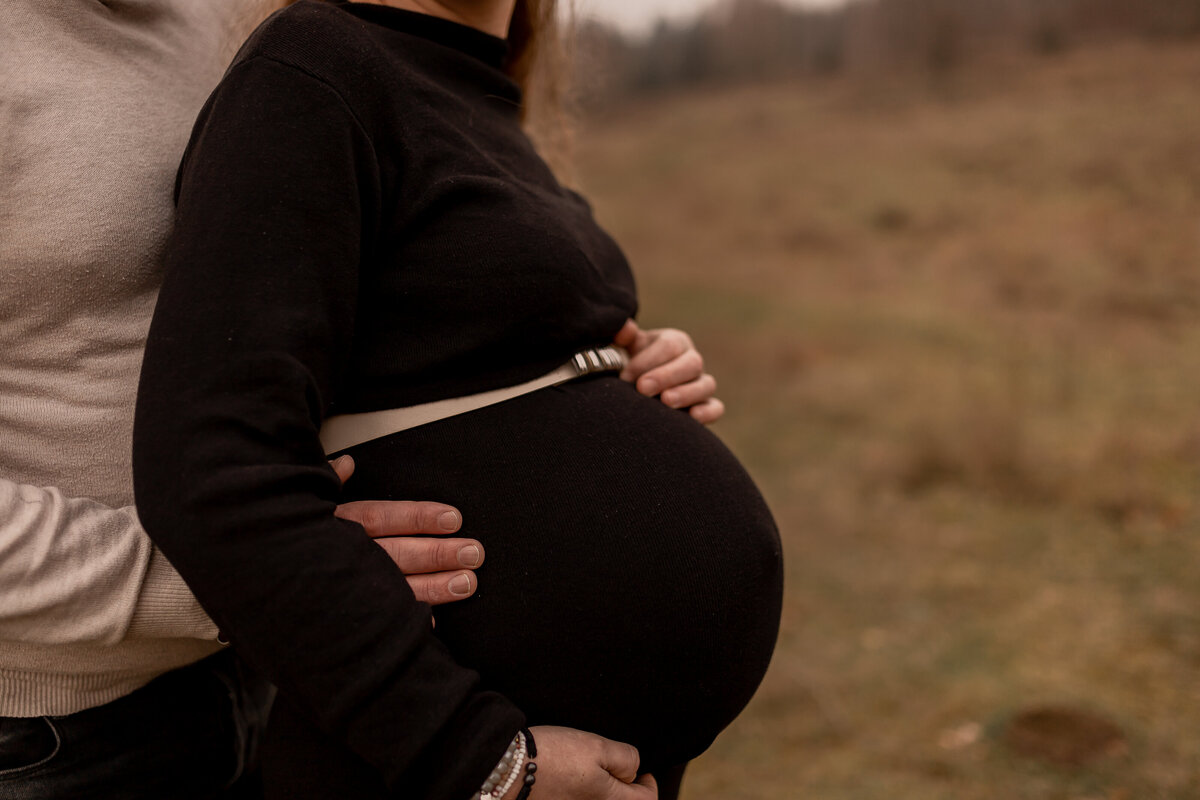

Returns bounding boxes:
[132,1,783,798]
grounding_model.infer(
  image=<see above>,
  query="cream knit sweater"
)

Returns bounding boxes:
[0,0,244,716]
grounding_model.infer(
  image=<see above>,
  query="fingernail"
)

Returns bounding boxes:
[640,379,659,396]
[438,511,460,532]
[331,455,349,469]
[449,573,473,596]
[457,545,481,568]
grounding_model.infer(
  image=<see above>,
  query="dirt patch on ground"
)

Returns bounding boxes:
[1003,706,1129,766]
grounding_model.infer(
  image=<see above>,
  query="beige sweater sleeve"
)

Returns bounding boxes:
[0,479,218,645]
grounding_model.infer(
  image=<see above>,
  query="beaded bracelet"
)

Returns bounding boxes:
[514,728,538,800]
[478,731,526,800]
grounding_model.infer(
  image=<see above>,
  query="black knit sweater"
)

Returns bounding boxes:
[134,3,636,798]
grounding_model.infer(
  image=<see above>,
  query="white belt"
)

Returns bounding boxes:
[319,346,628,455]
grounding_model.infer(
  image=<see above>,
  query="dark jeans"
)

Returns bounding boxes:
[0,651,273,800]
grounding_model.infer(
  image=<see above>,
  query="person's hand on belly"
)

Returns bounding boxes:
[614,319,725,424]
[331,455,482,605]
[505,726,659,800]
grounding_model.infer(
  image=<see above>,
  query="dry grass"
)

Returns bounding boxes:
[575,40,1200,799]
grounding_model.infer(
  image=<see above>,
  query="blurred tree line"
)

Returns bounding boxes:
[572,0,1200,101]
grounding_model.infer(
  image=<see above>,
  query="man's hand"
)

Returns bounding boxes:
[500,726,657,800]
[615,319,725,424]
[331,456,482,605]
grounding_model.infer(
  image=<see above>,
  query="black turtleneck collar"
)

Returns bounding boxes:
[330,1,510,70]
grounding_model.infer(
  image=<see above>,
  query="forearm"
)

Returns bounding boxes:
[0,479,216,645]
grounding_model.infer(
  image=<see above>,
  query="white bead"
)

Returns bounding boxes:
[495,739,527,799]
[478,732,527,799]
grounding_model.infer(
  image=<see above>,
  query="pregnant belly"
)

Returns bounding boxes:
[341,375,783,770]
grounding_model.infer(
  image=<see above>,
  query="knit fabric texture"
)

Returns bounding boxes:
[0,0,244,717]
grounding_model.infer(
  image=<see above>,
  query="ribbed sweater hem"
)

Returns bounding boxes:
[0,639,222,717]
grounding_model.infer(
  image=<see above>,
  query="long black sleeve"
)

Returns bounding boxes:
[133,54,523,800]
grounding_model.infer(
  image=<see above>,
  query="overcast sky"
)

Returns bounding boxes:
[574,0,850,36]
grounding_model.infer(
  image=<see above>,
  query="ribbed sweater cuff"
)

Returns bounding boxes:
[126,548,220,640]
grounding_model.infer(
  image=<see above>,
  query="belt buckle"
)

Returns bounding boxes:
[571,346,626,377]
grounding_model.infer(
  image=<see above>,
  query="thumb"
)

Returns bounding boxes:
[329,455,355,485]
[634,772,659,796]
[601,739,642,784]
[613,318,641,349]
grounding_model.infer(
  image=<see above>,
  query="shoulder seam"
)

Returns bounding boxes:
[209,54,385,243]
[232,54,380,174]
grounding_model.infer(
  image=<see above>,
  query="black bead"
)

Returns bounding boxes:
[521,728,537,758]
[524,773,537,785]
[526,763,537,774]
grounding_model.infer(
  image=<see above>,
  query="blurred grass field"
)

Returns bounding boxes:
[575,40,1200,799]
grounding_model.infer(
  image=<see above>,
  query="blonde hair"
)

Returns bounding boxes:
[507,0,560,116]
[508,0,575,176]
